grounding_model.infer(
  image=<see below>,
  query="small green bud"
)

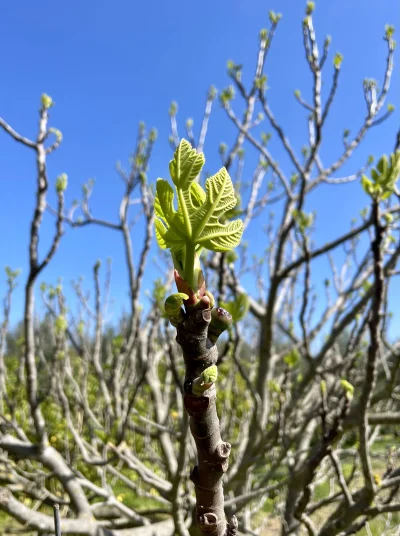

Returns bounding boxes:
[324,279,330,287]
[208,85,217,101]
[201,365,218,384]
[269,11,282,24]
[294,89,301,98]
[226,251,238,264]
[383,212,393,224]
[363,78,377,90]
[340,379,354,399]
[385,24,395,40]
[259,28,268,41]
[219,142,227,155]
[324,35,332,46]
[41,93,54,109]
[306,2,315,15]
[169,101,178,117]
[256,112,264,122]
[48,127,63,141]
[388,103,395,112]
[165,293,189,326]
[56,173,68,193]
[208,307,232,343]
[343,129,350,138]
[290,173,299,186]
[204,291,215,308]
[284,349,300,368]
[186,118,194,129]
[367,155,374,165]
[333,52,343,69]
[192,365,218,396]
[255,75,268,90]
[301,146,309,158]
[261,132,272,145]
[220,86,235,105]
[149,128,158,142]
[268,379,281,394]
[320,380,327,396]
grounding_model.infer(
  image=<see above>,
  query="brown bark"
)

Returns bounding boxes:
[175,306,236,536]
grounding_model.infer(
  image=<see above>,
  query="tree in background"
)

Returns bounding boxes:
[1,4,400,536]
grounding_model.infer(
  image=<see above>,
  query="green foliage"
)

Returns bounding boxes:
[220,86,235,105]
[361,151,400,200]
[255,75,268,91]
[54,315,67,335]
[283,348,300,368]
[220,292,249,323]
[292,209,314,233]
[5,266,21,282]
[154,139,243,289]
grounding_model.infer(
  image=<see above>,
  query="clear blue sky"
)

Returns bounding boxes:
[0,0,399,331]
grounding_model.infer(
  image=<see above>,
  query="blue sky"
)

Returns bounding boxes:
[0,0,399,333]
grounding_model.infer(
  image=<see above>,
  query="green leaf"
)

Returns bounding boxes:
[169,139,205,189]
[220,292,249,322]
[154,139,243,290]
[154,219,168,249]
[361,175,374,195]
[155,179,176,224]
[165,293,189,313]
[191,168,243,250]
[362,151,400,200]
[190,182,206,208]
